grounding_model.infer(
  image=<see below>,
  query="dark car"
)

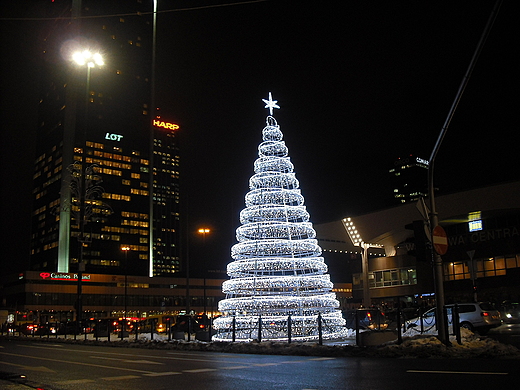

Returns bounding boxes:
[19,323,58,335]
[57,321,81,335]
[343,309,389,330]
[500,301,520,323]
[171,315,211,333]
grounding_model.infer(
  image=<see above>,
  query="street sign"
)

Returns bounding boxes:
[432,225,448,255]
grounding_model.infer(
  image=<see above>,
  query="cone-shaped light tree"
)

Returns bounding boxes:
[212,93,347,342]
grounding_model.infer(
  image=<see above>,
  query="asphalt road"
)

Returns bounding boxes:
[487,323,520,348]
[1,339,519,390]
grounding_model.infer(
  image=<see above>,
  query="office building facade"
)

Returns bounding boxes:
[389,154,429,204]
[30,0,180,278]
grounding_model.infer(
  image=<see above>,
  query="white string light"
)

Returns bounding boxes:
[213,95,347,342]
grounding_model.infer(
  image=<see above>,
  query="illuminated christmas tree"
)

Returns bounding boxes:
[212,93,347,342]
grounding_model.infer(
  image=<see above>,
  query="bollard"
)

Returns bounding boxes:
[355,310,360,346]
[396,306,402,344]
[258,315,262,342]
[453,304,461,345]
[442,306,451,346]
[317,313,323,345]
[232,315,236,342]
[287,315,292,344]
[167,317,172,342]
[187,317,191,342]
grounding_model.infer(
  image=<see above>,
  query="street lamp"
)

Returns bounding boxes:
[72,50,104,132]
[121,246,130,339]
[343,218,383,308]
[198,228,210,316]
[71,49,104,337]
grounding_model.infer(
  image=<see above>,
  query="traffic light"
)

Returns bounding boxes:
[405,220,432,262]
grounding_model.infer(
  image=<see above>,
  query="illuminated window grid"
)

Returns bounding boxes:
[444,255,520,281]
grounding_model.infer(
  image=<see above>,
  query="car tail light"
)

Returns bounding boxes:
[199,324,205,329]
[481,312,489,317]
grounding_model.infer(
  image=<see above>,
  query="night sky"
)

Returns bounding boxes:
[1,1,518,276]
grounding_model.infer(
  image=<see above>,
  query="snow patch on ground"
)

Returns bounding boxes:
[377,328,520,358]
[4,328,519,359]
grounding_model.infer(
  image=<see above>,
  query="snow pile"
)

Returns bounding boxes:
[4,328,520,359]
[375,328,520,358]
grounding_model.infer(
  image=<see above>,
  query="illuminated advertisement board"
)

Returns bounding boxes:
[39,272,91,281]
[152,119,179,130]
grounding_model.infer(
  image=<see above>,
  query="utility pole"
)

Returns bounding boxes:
[427,0,502,345]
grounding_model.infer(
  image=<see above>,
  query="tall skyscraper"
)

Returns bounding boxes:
[389,155,429,204]
[30,1,180,278]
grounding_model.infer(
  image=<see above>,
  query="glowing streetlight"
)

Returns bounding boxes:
[343,217,383,308]
[72,50,104,67]
[69,48,105,338]
[198,228,211,316]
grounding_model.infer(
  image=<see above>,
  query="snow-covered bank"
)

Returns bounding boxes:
[3,328,519,359]
[376,328,520,358]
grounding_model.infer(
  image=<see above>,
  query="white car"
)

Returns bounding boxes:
[407,302,502,334]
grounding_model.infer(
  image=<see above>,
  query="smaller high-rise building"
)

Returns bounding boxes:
[389,155,429,204]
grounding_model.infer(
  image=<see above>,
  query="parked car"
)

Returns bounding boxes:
[171,315,211,333]
[500,301,520,323]
[343,309,389,330]
[407,302,501,334]
[18,323,58,335]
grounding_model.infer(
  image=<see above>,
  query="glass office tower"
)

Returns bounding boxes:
[30,0,180,277]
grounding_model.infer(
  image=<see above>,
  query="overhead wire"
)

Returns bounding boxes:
[0,0,269,21]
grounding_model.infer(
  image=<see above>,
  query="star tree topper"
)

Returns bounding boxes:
[263,92,280,116]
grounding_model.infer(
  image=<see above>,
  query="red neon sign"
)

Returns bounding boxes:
[153,119,179,130]
[39,272,91,281]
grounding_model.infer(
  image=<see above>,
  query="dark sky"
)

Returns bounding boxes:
[1,1,518,275]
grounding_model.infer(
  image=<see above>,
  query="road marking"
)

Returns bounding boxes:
[0,360,56,373]
[55,379,96,385]
[102,375,141,381]
[310,357,335,361]
[91,356,164,365]
[221,365,251,370]
[280,360,306,364]
[143,371,182,376]
[407,370,508,375]
[0,351,155,375]
[183,368,218,373]
[18,344,249,364]
[253,363,278,366]
[166,351,240,358]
